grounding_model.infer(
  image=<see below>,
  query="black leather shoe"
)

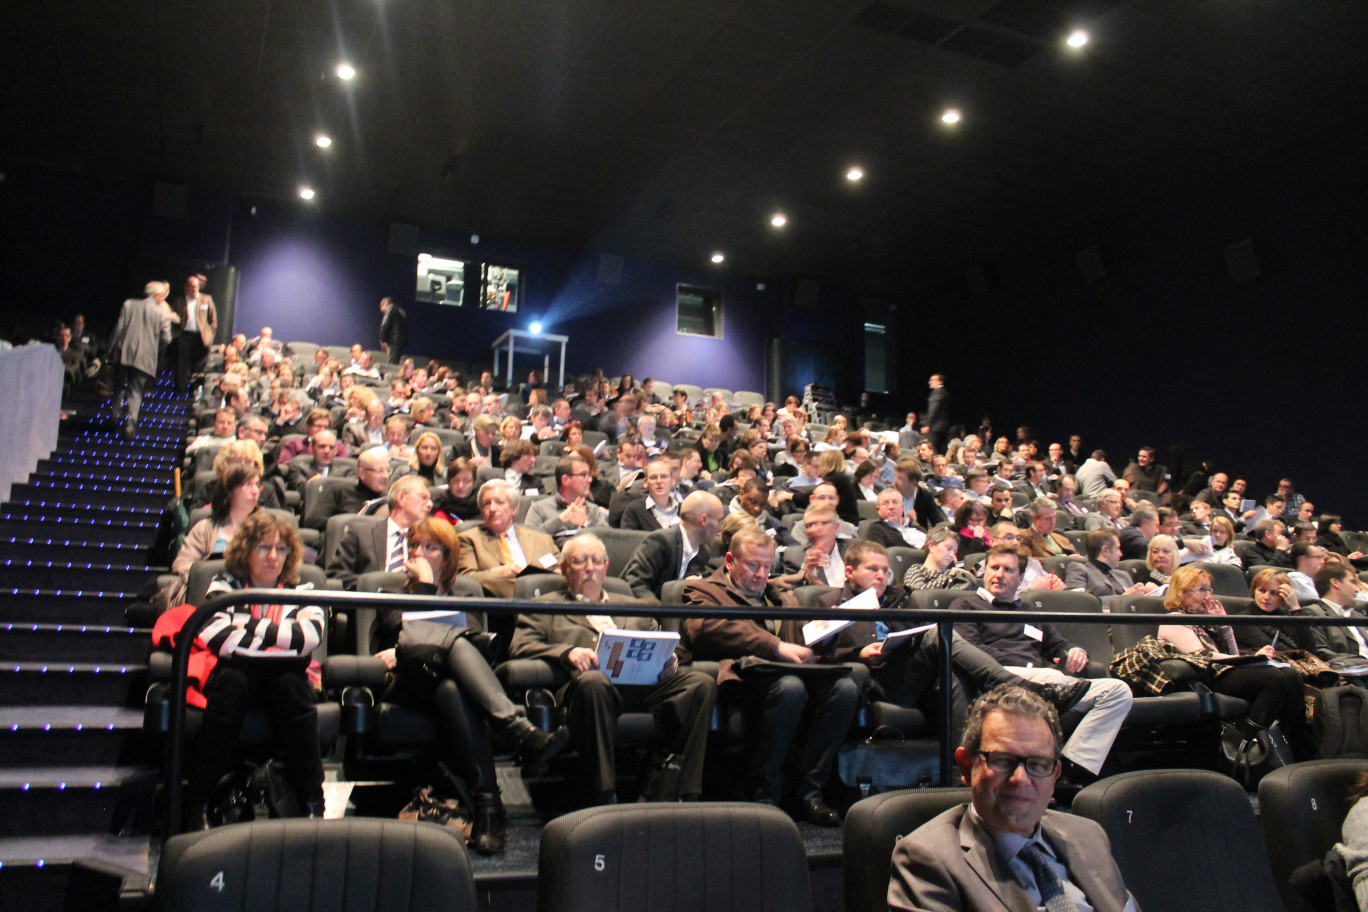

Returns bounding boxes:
[1036,679,1090,715]
[303,800,325,819]
[796,798,841,827]
[469,803,507,856]
[514,724,569,777]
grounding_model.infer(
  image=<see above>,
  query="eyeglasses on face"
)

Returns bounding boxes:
[567,555,609,568]
[977,751,1059,779]
[253,543,290,557]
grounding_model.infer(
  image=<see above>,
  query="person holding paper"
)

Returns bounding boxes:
[510,535,718,806]
[455,480,561,598]
[682,523,858,826]
[812,541,1088,742]
[374,516,567,855]
[1158,565,1306,748]
[951,545,1133,783]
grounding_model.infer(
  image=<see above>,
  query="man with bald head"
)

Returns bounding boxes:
[303,446,392,530]
[510,534,718,805]
[622,490,724,601]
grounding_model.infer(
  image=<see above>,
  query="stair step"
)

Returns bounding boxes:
[0,504,161,523]
[0,563,157,591]
[0,539,151,563]
[9,484,168,510]
[0,707,148,732]
[0,592,141,626]
[0,766,159,837]
[29,470,173,490]
[0,833,151,872]
[0,624,149,664]
[46,451,176,469]
[0,725,159,769]
[0,519,159,546]
[0,666,147,707]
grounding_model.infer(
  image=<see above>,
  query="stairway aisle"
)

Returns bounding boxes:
[0,374,187,905]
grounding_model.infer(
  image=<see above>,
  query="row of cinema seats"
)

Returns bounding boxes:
[147,554,1269,823]
[151,760,1367,912]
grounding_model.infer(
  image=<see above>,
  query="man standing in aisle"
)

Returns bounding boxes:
[379,296,407,364]
[168,273,217,394]
[109,281,174,438]
[924,373,952,455]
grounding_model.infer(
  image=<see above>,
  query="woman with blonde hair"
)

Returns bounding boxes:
[405,430,446,484]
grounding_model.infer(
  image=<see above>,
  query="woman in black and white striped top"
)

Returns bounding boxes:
[184,512,327,829]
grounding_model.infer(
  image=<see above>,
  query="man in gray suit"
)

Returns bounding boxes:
[1063,529,1157,605]
[109,281,173,437]
[889,685,1138,912]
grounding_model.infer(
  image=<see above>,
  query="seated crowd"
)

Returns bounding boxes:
[165,336,1368,861]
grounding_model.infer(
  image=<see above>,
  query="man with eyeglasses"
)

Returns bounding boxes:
[509,534,717,806]
[303,447,391,530]
[889,685,1138,912]
[953,545,1133,785]
[329,474,432,590]
[456,479,561,598]
[524,454,609,547]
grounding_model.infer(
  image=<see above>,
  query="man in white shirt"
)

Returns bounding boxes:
[1302,565,1368,664]
[863,487,927,550]
[1287,542,1328,602]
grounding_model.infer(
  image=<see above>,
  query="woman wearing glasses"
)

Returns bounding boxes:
[184,512,326,829]
[374,516,567,855]
[1159,565,1305,743]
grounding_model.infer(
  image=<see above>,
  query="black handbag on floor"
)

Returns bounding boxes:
[1219,718,1291,788]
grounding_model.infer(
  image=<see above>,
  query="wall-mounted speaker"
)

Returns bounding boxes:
[1223,238,1261,283]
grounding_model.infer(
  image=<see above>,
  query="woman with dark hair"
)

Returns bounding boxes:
[953,499,991,557]
[854,459,882,502]
[1157,565,1305,743]
[432,458,478,524]
[375,517,567,854]
[184,513,326,828]
[167,464,262,605]
[1319,514,1368,565]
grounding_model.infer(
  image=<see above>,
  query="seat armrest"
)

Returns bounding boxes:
[496,658,567,692]
[323,655,390,690]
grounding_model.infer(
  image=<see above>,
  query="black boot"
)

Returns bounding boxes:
[511,719,569,777]
[303,799,325,819]
[469,797,507,856]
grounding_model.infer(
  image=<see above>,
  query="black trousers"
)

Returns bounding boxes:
[394,636,524,803]
[1214,665,1305,731]
[172,332,208,393]
[558,669,718,797]
[186,662,324,807]
[876,628,1024,743]
[735,673,859,804]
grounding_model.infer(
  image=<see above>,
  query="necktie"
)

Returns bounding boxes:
[499,532,514,566]
[1018,842,1079,912]
[387,530,405,572]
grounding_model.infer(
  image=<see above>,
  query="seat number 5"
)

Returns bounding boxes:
[594,854,606,872]
[210,871,225,892]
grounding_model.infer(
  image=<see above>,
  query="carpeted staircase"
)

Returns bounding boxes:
[0,374,187,909]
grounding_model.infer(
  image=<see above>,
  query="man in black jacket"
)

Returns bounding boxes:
[950,545,1132,781]
[379,296,407,364]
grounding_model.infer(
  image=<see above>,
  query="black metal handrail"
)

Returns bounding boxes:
[161,589,1366,836]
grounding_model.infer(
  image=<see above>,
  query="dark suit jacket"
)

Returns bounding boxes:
[621,525,711,601]
[1063,559,1135,599]
[304,478,383,531]
[510,595,655,668]
[926,386,951,432]
[329,516,392,589]
[455,523,560,598]
[888,805,1136,912]
[285,456,355,494]
[864,519,925,551]
[1118,526,1150,560]
[380,304,407,349]
[619,498,673,532]
[1299,599,1368,662]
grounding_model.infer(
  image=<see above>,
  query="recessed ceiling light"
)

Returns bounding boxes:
[315,134,332,148]
[299,187,315,200]
[1066,30,1089,48]
[771,213,787,228]
[710,252,725,264]
[846,167,864,182]
[336,63,356,80]
[941,109,962,125]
